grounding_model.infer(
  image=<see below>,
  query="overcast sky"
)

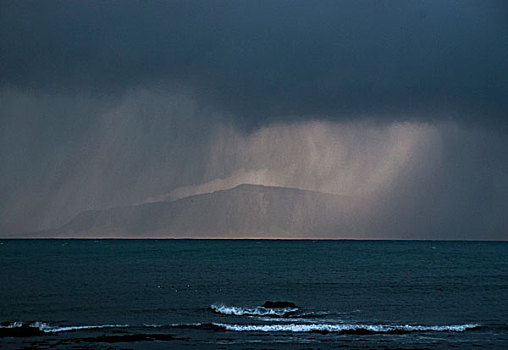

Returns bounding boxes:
[1,1,507,238]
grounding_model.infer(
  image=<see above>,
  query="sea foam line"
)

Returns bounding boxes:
[0,321,129,333]
[210,304,298,317]
[212,322,480,333]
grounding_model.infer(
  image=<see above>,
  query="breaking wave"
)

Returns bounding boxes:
[0,320,483,338]
[153,322,482,334]
[210,304,299,318]
[0,322,128,337]
[211,322,481,334]
[209,303,328,319]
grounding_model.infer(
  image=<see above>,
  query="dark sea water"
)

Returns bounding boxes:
[0,239,507,349]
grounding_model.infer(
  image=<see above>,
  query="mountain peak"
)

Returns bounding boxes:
[36,184,358,238]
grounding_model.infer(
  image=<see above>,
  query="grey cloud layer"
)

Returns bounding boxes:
[2,0,507,129]
[1,1,507,238]
[0,89,221,233]
[1,88,506,238]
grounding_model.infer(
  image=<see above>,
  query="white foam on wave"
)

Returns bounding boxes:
[257,317,317,323]
[0,321,128,333]
[211,304,298,317]
[42,323,129,333]
[1,321,23,328]
[213,322,480,333]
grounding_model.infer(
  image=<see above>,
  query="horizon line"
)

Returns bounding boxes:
[1,237,506,242]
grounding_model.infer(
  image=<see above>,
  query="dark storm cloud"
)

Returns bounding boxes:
[1,0,507,129]
[1,1,507,238]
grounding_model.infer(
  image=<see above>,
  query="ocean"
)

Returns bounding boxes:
[0,239,506,349]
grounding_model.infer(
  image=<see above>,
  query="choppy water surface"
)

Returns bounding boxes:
[0,240,507,349]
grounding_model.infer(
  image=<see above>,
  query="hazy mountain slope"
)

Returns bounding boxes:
[41,184,358,238]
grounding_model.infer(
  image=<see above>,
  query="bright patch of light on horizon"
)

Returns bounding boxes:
[169,120,441,200]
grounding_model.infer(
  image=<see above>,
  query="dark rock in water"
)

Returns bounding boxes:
[262,301,297,308]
